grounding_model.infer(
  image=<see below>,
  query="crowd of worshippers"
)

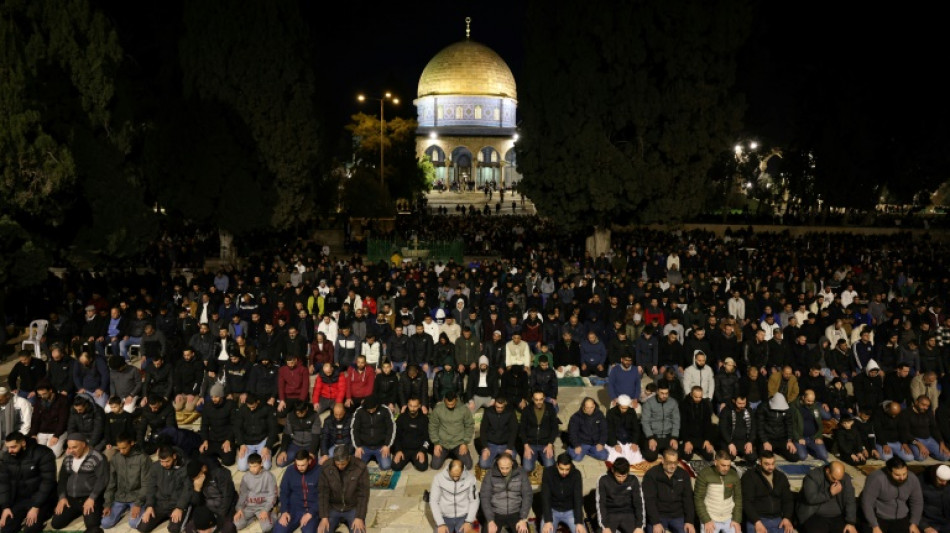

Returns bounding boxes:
[4,231,950,532]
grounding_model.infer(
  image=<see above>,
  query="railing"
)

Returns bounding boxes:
[367,238,465,264]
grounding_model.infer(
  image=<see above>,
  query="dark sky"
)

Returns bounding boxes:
[306,1,526,132]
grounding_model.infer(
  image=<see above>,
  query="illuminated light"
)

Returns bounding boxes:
[750,142,758,150]
[734,145,742,153]
[513,133,519,141]
[430,132,438,139]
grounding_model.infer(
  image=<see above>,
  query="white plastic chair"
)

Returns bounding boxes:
[21,319,49,360]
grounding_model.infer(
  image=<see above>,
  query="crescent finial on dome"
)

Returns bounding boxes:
[465,17,471,39]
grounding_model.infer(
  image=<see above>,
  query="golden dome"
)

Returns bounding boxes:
[417,40,517,99]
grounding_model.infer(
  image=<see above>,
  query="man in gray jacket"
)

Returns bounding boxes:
[860,457,924,533]
[641,381,680,462]
[796,461,857,533]
[479,453,532,533]
[106,357,142,414]
[137,446,190,533]
[429,459,479,533]
[101,433,150,529]
[52,433,110,533]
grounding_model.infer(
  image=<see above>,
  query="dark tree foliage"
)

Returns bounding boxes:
[179,0,326,229]
[517,0,753,231]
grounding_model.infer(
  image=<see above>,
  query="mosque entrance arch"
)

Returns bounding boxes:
[451,147,473,190]
[478,146,500,188]
[425,145,447,187]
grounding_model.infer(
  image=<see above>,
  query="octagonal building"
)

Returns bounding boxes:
[414,19,521,190]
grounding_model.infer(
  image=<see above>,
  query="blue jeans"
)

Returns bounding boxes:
[328,509,357,532]
[568,444,609,462]
[101,502,143,529]
[876,441,915,462]
[796,437,829,461]
[651,517,687,533]
[273,511,317,533]
[745,517,783,533]
[119,336,142,359]
[238,439,273,471]
[911,437,950,461]
[479,443,510,469]
[543,509,577,532]
[438,516,469,533]
[521,444,555,472]
[358,446,392,470]
[277,443,305,467]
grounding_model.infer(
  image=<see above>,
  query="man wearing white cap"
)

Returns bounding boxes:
[920,464,950,533]
[606,394,644,464]
[0,387,33,443]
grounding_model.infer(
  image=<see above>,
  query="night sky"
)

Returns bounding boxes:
[305,1,943,149]
[306,1,525,133]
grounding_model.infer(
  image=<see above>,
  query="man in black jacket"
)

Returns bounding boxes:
[466,356,498,412]
[275,402,322,468]
[391,397,430,472]
[319,403,353,465]
[741,451,794,533]
[351,396,395,471]
[719,395,757,463]
[0,432,58,533]
[478,397,519,469]
[521,390,559,472]
[234,393,278,472]
[642,448,696,533]
[138,445,190,533]
[171,349,203,417]
[398,364,429,415]
[596,457,646,533]
[186,458,236,533]
[138,394,177,455]
[67,394,106,452]
[606,394,642,465]
[53,433,110,533]
[680,386,716,461]
[197,384,236,466]
[540,454,584,533]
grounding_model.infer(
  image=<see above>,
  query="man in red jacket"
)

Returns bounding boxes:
[312,363,347,414]
[278,355,310,415]
[344,355,376,412]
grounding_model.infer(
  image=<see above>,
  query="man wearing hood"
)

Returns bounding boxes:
[754,393,798,462]
[683,351,715,401]
[860,457,924,533]
[433,353,465,403]
[429,459,479,533]
[852,359,886,413]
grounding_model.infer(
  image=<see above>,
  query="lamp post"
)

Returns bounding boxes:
[358,92,399,185]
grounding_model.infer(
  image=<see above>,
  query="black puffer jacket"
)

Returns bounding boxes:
[171,356,203,396]
[138,401,177,443]
[755,407,794,442]
[350,405,395,449]
[234,403,278,449]
[0,440,58,509]
[373,370,401,406]
[398,366,429,408]
[200,398,236,443]
[67,396,105,448]
[190,459,237,519]
[480,406,519,448]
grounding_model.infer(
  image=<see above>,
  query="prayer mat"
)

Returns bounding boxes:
[558,377,586,387]
[368,467,401,489]
[776,458,825,484]
[630,459,661,475]
[859,463,927,476]
[474,462,544,486]
[588,377,608,387]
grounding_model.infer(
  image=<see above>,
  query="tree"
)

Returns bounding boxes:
[517,0,753,232]
[346,113,429,201]
[179,0,326,229]
[343,167,395,218]
[0,0,145,320]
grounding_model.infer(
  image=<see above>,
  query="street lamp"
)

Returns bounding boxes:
[358,92,399,185]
